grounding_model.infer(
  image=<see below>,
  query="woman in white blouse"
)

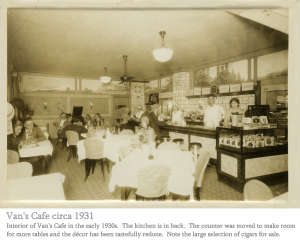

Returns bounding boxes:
[172,104,183,124]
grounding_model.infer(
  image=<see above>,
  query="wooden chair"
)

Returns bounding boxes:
[83,138,108,181]
[244,180,273,201]
[65,131,79,162]
[61,138,68,150]
[120,129,134,135]
[193,151,211,201]
[135,164,172,201]
[157,142,181,151]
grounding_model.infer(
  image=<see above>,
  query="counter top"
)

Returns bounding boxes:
[161,124,216,139]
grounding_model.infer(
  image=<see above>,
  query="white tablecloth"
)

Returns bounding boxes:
[109,149,195,197]
[5,173,65,201]
[81,129,106,138]
[267,192,288,207]
[77,135,136,163]
[19,140,53,158]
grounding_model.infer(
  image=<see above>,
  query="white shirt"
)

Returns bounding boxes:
[25,130,32,140]
[59,119,66,128]
[172,110,183,123]
[136,111,144,119]
[204,104,225,128]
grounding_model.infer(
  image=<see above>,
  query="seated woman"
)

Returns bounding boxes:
[172,104,183,125]
[93,113,104,127]
[7,120,23,154]
[223,98,245,127]
[55,112,68,144]
[138,116,156,145]
[84,114,92,127]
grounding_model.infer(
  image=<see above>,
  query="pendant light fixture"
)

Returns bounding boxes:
[153,31,173,62]
[100,67,111,83]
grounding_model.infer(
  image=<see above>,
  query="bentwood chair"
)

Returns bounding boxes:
[157,142,181,151]
[7,150,20,164]
[135,164,172,201]
[120,129,134,135]
[65,131,80,162]
[193,151,211,201]
[7,162,33,180]
[244,180,273,201]
[83,138,107,181]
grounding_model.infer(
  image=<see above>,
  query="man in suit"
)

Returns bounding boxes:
[19,118,46,143]
[60,117,88,139]
[140,105,152,120]
[63,114,73,128]
[148,104,166,141]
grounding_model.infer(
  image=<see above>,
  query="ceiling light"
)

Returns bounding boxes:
[100,67,111,83]
[153,31,173,62]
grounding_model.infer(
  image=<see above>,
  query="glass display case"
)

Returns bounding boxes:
[216,127,288,154]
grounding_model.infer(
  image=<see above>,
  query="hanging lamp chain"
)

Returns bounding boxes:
[104,67,108,76]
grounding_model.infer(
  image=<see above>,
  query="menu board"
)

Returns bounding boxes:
[202,88,211,95]
[219,85,229,93]
[194,88,201,95]
[230,84,241,92]
[185,90,194,96]
[242,82,254,91]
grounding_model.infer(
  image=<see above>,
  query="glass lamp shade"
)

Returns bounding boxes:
[100,76,111,83]
[153,47,173,62]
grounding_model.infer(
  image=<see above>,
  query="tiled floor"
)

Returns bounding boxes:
[48,140,288,201]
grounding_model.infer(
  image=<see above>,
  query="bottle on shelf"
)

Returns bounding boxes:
[245,106,252,118]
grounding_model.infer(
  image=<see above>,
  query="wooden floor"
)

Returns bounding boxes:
[47,140,288,201]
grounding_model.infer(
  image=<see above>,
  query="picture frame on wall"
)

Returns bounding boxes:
[148,93,159,104]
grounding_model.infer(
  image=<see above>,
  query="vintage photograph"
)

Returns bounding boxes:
[5,8,290,204]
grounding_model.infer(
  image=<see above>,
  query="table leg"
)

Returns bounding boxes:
[40,156,46,175]
[121,187,126,201]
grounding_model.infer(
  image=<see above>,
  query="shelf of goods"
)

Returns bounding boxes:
[216,127,288,193]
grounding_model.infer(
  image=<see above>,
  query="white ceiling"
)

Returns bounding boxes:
[7,9,288,81]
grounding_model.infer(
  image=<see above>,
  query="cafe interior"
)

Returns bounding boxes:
[6,9,289,202]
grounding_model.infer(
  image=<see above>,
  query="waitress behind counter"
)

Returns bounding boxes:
[172,103,183,124]
[223,98,245,127]
[204,95,225,128]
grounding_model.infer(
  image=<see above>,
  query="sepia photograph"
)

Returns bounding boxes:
[2,3,297,207]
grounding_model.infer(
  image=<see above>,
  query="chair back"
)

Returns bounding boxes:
[194,151,211,188]
[120,129,134,135]
[7,162,33,180]
[7,150,19,164]
[244,180,273,201]
[135,164,172,198]
[118,146,131,161]
[157,142,181,151]
[65,131,79,145]
[84,138,104,159]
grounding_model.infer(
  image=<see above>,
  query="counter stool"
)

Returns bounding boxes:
[161,136,170,142]
[172,138,184,150]
[189,142,202,166]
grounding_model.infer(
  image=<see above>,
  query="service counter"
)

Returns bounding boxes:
[123,120,218,163]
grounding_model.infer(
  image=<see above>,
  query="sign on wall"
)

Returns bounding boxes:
[242,82,254,91]
[219,85,229,93]
[230,84,241,92]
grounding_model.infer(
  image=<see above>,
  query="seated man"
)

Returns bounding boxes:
[93,113,104,127]
[19,118,46,143]
[60,117,88,140]
[63,114,73,128]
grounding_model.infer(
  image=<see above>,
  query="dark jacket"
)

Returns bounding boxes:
[19,127,47,142]
[148,112,166,139]
[63,120,72,128]
[7,134,20,152]
[60,124,88,139]
[93,118,103,127]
